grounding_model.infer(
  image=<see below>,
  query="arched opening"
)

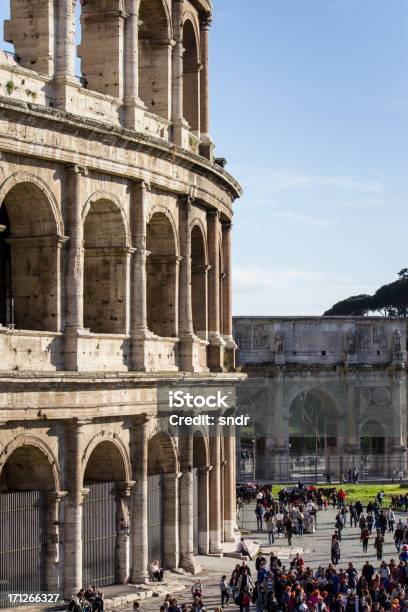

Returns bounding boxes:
[183,20,200,133]
[191,225,207,338]
[138,0,170,119]
[0,182,61,331]
[146,212,178,337]
[289,390,339,481]
[360,420,386,478]
[147,433,177,568]
[193,432,209,554]
[82,440,128,588]
[0,445,56,598]
[83,199,128,334]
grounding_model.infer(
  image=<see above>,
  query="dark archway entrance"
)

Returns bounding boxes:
[82,441,127,587]
[289,390,339,481]
[0,445,56,606]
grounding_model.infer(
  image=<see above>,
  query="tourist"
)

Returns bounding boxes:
[387,507,396,532]
[219,575,230,607]
[331,536,340,565]
[265,510,276,544]
[361,525,370,552]
[285,516,293,546]
[150,559,164,581]
[255,502,264,531]
[374,532,384,560]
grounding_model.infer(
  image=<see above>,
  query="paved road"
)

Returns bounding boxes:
[121,504,408,612]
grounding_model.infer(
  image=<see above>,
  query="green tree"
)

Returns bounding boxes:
[323,294,372,316]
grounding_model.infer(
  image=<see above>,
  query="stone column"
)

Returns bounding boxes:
[46,491,66,593]
[54,0,78,108]
[209,426,222,554]
[124,0,145,129]
[63,421,84,599]
[171,0,185,146]
[207,210,225,371]
[130,181,150,371]
[197,467,210,554]
[130,418,149,583]
[199,12,214,160]
[223,425,237,542]
[163,472,180,569]
[179,434,200,573]
[222,222,236,371]
[179,195,195,371]
[117,481,135,584]
[65,165,87,371]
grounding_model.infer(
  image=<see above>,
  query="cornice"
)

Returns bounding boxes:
[0,97,242,203]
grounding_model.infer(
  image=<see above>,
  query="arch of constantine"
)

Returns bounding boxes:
[233,317,407,482]
[0,0,242,602]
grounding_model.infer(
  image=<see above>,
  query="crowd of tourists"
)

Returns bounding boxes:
[218,551,408,612]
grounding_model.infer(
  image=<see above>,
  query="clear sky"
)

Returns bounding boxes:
[0,2,407,316]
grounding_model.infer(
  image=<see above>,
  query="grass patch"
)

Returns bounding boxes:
[269,483,408,506]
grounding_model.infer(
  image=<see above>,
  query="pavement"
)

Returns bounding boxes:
[117,502,408,611]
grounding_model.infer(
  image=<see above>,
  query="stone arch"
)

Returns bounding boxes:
[138,0,172,119]
[193,428,209,467]
[148,430,178,475]
[360,419,386,455]
[0,435,61,492]
[82,191,130,246]
[288,387,341,479]
[183,17,200,132]
[0,173,64,236]
[81,432,132,484]
[191,222,208,338]
[146,210,179,337]
[0,173,64,330]
[83,195,129,334]
[148,205,180,255]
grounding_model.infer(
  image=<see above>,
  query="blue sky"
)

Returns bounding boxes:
[1,2,407,315]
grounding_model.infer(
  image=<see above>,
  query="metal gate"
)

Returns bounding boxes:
[0,491,47,608]
[82,482,117,588]
[192,468,199,555]
[147,474,163,565]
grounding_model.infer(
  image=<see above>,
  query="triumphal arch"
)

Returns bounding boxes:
[234,317,407,482]
[0,0,243,601]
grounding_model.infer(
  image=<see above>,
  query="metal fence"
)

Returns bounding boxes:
[238,454,407,484]
[147,474,163,566]
[82,482,117,588]
[0,491,47,608]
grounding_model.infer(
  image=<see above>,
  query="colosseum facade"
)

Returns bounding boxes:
[0,0,243,601]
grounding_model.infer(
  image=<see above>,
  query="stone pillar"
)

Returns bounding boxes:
[163,472,180,569]
[53,0,79,108]
[222,222,236,371]
[197,467,210,554]
[209,426,222,554]
[199,12,214,160]
[223,425,236,542]
[124,0,145,129]
[345,380,360,468]
[130,419,149,583]
[171,0,185,146]
[46,491,66,593]
[117,481,135,584]
[207,210,225,371]
[65,165,87,371]
[179,195,195,371]
[130,181,150,371]
[63,422,84,599]
[179,434,200,573]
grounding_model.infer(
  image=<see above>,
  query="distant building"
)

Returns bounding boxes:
[234,317,407,482]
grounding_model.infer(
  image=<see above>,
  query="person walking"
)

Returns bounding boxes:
[285,517,293,546]
[387,507,395,532]
[255,503,264,532]
[219,575,230,607]
[361,526,370,553]
[331,537,340,565]
[374,532,384,561]
[265,512,276,545]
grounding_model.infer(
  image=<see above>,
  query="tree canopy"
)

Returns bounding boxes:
[323,269,408,317]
